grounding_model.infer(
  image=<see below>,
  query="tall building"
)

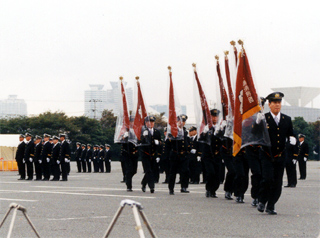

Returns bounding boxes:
[84,85,107,119]
[0,95,27,118]
[150,104,187,118]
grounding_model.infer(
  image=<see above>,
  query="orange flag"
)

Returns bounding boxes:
[168,67,178,138]
[233,45,261,156]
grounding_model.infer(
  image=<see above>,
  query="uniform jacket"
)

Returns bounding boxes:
[98,149,105,160]
[59,140,71,162]
[297,141,309,160]
[187,135,202,159]
[166,127,189,159]
[86,149,93,161]
[81,148,87,161]
[75,147,82,161]
[105,149,112,161]
[51,142,61,164]
[200,127,222,159]
[15,141,25,162]
[34,142,43,163]
[140,127,162,158]
[40,141,53,162]
[24,139,35,161]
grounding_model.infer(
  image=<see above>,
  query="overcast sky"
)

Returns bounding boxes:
[1,0,319,120]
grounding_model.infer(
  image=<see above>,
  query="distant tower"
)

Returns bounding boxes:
[106,81,133,114]
[84,85,107,119]
[0,95,27,118]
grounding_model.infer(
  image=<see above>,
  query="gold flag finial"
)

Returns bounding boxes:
[215,55,219,61]
[119,76,123,81]
[192,63,196,72]
[230,40,236,46]
[135,76,139,80]
[238,39,244,48]
[224,51,229,56]
[168,66,172,71]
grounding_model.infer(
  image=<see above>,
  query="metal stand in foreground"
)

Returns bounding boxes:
[0,203,40,238]
[102,199,157,238]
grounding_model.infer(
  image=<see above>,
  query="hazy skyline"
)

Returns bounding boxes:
[1,1,319,120]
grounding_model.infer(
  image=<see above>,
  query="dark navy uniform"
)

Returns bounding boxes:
[86,146,93,173]
[98,146,105,172]
[33,138,43,180]
[24,137,35,180]
[51,141,61,181]
[233,148,249,202]
[59,137,71,181]
[16,136,26,180]
[41,139,53,180]
[80,146,87,172]
[105,145,112,173]
[297,136,309,180]
[93,146,99,172]
[285,141,298,187]
[159,138,170,183]
[75,143,82,172]
[121,142,139,191]
[188,134,202,184]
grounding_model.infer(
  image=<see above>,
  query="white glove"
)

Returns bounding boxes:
[202,125,209,133]
[314,150,318,155]
[29,158,33,162]
[304,157,307,162]
[123,131,129,138]
[57,160,60,164]
[154,139,159,145]
[197,156,201,162]
[39,160,42,164]
[89,159,91,162]
[143,130,149,136]
[109,160,111,162]
[293,159,297,164]
[289,136,297,145]
[256,113,265,124]
[65,158,70,163]
[156,157,160,163]
[191,149,196,154]
[46,158,50,163]
[23,159,25,163]
[220,120,227,129]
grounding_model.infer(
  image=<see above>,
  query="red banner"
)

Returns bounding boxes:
[233,49,261,156]
[216,61,229,120]
[118,80,130,137]
[225,56,235,114]
[133,80,148,140]
[168,70,178,138]
[194,70,213,133]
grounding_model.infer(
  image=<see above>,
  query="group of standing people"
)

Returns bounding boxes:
[15,133,71,181]
[74,143,112,173]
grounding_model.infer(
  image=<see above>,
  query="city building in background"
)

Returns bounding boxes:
[150,104,187,118]
[84,84,107,119]
[0,95,27,118]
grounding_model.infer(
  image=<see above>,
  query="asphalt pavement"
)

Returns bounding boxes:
[0,161,319,238]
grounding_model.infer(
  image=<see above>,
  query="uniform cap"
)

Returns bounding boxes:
[43,133,51,138]
[76,142,81,145]
[145,116,156,122]
[100,145,104,148]
[105,144,111,147]
[94,144,99,147]
[19,134,25,138]
[52,136,59,140]
[35,135,42,140]
[266,92,284,102]
[59,133,66,138]
[260,97,266,107]
[81,144,86,147]
[25,132,32,137]
[87,144,91,147]
[210,109,220,116]
[129,115,135,122]
[189,126,197,132]
[177,114,188,122]
[298,134,306,138]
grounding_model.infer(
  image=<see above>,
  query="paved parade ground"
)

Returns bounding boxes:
[0,161,319,238]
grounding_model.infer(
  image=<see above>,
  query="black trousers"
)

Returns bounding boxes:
[26,161,34,179]
[86,160,92,172]
[233,153,249,197]
[120,160,126,181]
[93,159,99,172]
[219,161,225,184]
[98,159,104,172]
[201,158,207,183]
[298,158,307,179]
[246,146,262,199]
[43,161,51,180]
[125,155,138,190]
[76,159,82,172]
[168,153,189,191]
[160,158,170,182]
[61,162,68,180]
[221,151,236,193]
[141,156,156,190]
[259,150,286,210]
[81,160,87,172]
[17,160,26,179]
[105,160,111,173]
[34,161,42,180]
[202,156,221,194]
[51,163,60,180]
[189,156,201,183]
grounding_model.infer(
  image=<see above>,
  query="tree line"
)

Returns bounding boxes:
[0,111,318,160]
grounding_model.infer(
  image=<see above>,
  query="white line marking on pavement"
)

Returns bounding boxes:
[180,213,191,215]
[0,182,31,184]
[0,198,38,202]
[48,216,109,221]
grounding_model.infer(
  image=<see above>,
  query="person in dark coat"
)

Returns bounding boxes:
[297,134,309,180]
[33,135,43,180]
[80,144,87,172]
[16,134,26,180]
[98,145,105,172]
[59,134,71,181]
[51,136,61,181]
[24,133,35,180]
[40,134,53,180]
[254,92,296,215]
[93,145,99,173]
[105,144,112,173]
[284,140,298,187]
[75,142,82,173]
[188,126,202,184]
[159,128,170,184]
[86,144,93,173]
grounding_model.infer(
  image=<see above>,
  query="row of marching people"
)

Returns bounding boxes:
[74,143,112,173]
[15,133,71,181]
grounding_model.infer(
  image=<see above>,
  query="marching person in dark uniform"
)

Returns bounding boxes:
[254,92,296,215]
[51,136,61,181]
[24,133,35,180]
[98,145,105,172]
[188,126,202,184]
[159,127,170,184]
[105,144,112,173]
[86,144,93,173]
[200,109,222,198]
[284,140,298,187]
[93,145,99,172]
[80,144,87,172]
[297,134,309,180]
[140,116,162,193]
[16,134,26,180]
[41,134,52,180]
[233,148,249,203]
[33,135,43,180]
[75,142,82,173]
[167,114,190,195]
[59,134,71,181]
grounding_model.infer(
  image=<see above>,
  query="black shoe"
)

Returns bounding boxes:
[141,186,146,192]
[290,185,296,188]
[225,192,233,200]
[210,192,218,198]
[34,179,41,181]
[251,198,258,207]
[180,188,190,193]
[162,181,168,184]
[193,181,200,184]
[26,178,33,180]
[169,190,174,195]
[50,179,59,181]
[284,185,290,187]
[176,181,181,184]
[127,189,133,192]
[205,191,211,197]
[257,202,265,213]
[60,179,68,181]
[150,189,155,193]
[42,178,49,181]
[200,181,206,184]
[236,196,244,203]
[18,178,25,180]
[266,208,277,215]
[120,180,126,183]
